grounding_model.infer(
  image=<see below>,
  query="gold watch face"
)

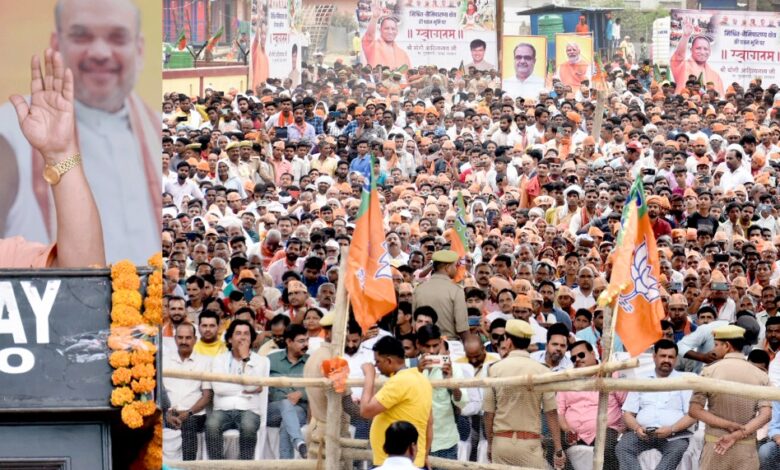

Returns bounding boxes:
[43,165,61,185]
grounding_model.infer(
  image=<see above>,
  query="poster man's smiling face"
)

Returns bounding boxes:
[691,37,711,64]
[514,44,535,80]
[52,0,144,113]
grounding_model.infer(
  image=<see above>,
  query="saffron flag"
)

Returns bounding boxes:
[205,26,224,52]
[344,156,397,333]
[176,30,187,51]
[592,55,607,92]
[443,191,468,283]
[603,178,665,357]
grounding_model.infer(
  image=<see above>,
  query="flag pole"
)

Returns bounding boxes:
[325,249,351,470]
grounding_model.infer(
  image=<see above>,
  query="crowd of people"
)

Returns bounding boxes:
[160,43,780,470]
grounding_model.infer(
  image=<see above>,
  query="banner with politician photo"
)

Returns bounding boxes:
[250,0,302,91]
[501,35,547,100]
[357,0,497,70]
[670,9,780,95]
[554,33,592,90]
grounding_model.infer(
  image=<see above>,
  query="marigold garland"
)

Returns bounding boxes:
[108,253,163,444]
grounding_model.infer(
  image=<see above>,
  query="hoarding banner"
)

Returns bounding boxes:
[356,0,497,70]
[670,9,780,95]
[501,36,548,99]
[251,0,301,91]
[555,33,593,89]
[0,272,114,410]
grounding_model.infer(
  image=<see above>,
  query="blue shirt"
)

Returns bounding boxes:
[286,122,316,142]
[576,326,625,354]
[622,369,692,428]
[304,275,328,297]
[305,115,324,135]
[768,401,780,439]
[349,154,373,181]
[606,20,614,40]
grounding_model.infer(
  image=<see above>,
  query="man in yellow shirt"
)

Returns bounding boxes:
[360,336,433,468]
[193,310,226,356]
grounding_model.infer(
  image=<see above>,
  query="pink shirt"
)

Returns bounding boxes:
[557,379,626,445]
[0,236,55,268]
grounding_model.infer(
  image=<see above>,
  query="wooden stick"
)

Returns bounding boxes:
[592,301,616,470]
[591,89,606,142]
[341,448,540,470]
[164,358,639,389]
[324,249,350,470]
[165,460,317,469]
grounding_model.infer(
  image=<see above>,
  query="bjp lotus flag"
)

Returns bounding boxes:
[443,192,468,283]
[603,178,665,357]
[344,156,397,333]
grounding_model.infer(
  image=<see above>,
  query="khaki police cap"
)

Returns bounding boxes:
[713,324,745,340]
[432,250,458,263]
[505,319,534,339]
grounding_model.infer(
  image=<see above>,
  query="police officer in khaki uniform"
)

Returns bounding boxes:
[689,324,772,470]
[302,313,352,459]
[483,319,566,469]
[413,250,469,342]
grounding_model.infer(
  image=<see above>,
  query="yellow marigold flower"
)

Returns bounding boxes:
[112,290,143,309]
[131,363,155,379]
[131,377,156,394]
[109,350,131,368]
[147,252,163,270]
[121,403,144,429]
[112,367,132,386]
[130,350,155,366]
[111,386,135,407]
[146,284,163,299]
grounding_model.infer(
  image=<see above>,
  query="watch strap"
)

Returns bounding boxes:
[54,153,82,176]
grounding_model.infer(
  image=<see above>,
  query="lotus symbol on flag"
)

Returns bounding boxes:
[618,239,660,313]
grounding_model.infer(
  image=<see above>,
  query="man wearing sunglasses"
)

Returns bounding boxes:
[557,340,626,470]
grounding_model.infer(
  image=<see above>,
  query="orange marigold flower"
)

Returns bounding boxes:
[112,367,133,386]
[112,290,143,309]
[111,260,137,278]
[109,350,131,368]
[147,252,163,270]
[143,309,163,326]
[111,386,135,407]
[121,403,144,429]
[112,275,141,291]
[135,399,157,417]
[131,377,156,394]
[111,304,144,327]
[130,350,155,365]
[131,363,155,379]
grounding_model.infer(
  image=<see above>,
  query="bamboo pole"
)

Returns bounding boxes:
[592,302,617,470]
[164,358,639,389]
[324,249,350,470]
[166,461,318,469]
[591,89,606,142]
